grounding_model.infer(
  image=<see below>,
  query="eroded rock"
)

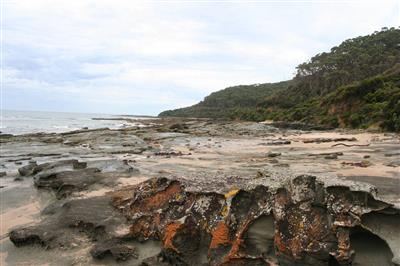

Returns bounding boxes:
[18,162,38,176]
[90,238,138,261]
[10,196,129,248]
[107,176,400,265]
[33,168,104,198]
[9,175,400,265]
[26,159,136,197]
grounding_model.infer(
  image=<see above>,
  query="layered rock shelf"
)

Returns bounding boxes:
[8,175,400,265]
[1,118,399,265]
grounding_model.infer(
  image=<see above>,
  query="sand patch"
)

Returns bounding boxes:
[0,202,40,238]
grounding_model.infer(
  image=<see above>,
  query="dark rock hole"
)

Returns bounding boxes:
[350,226,394,266]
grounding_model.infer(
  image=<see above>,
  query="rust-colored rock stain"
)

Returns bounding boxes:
[210,221,231,249]
[106,176,398,265]
[163,222,183,253]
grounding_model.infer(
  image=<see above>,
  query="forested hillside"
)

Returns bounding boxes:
[264,64,400,131]
[159,27,400,131]
[159,81,290,119]
[261,27,400,108]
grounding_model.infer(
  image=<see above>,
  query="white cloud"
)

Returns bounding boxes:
[3,0,399,114]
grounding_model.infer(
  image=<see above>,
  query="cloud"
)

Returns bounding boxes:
[3,0,399,114]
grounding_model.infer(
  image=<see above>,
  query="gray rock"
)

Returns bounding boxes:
[34,168,104,198]
[9,225,58,248]
[267,152,281,158]
[10,196,128,249]
[18,162,38,176]
[266,140,291,145]
[385,160,400,167]
[34,159,87,173]
[90,238,138,261]
[324,154,338,159]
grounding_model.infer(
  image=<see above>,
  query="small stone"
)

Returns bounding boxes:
[324,154,338,159]
[267,152,281,158]
[266,140,291,145]
[255,171,264,179]
[360,160,372,167]
[274,163,289,167]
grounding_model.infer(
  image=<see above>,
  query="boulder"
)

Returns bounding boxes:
[34,168,103,198]
[18,162,38,176]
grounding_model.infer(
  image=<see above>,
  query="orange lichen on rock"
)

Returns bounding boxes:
[147,182,182,208]
[135,182,182,212]
[163,222,183,253]
[210,221,231,249]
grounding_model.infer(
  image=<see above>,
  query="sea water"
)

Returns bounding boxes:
[0,110,153,135]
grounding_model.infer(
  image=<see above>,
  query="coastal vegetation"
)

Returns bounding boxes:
[159,27,400,131]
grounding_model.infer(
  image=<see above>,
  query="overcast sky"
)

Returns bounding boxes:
[3,0,399,115]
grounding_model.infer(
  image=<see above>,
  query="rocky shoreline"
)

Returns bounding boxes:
[1,118,399,265]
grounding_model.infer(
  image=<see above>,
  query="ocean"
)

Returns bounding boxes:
[0,110,154,135]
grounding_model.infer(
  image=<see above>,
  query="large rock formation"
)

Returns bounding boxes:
[111,176,399,265]
[9,175,400,265]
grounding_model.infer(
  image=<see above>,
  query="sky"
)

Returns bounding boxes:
[2,0,399,115]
